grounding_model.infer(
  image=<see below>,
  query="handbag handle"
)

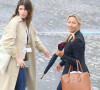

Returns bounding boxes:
[76,60,83,72]
[66,60,83,83]
[68,60,83,74]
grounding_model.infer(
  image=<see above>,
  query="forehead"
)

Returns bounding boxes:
[67,16,79,23]
[19,5,25,8]
[68,16,77,21]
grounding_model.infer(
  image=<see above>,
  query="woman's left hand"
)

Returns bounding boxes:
[44,50,50,58]
[56,64,63,72]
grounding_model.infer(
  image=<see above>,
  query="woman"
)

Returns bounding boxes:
[0,0,50,90]
[55,13,89,90]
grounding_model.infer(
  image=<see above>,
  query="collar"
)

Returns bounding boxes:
[68,30,80,42]
[74,29,80,34]
[14,15,23,22]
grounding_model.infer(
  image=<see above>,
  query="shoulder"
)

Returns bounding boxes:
[29,23,38,37]
[4,16,23,32]
[9,15,23,24]
[30,22,35,29]
[74,31,85,44]
[73,37,83,44]
[29,22,36,33]
[5,16,23,29]
[72,36,85,48]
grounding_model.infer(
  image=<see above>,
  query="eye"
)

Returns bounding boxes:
[72,22,76,24]
[72,22,78,24]
[19,8,23,10]
[68,21,71,24]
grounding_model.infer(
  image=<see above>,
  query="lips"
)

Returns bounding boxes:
[22,14,25,17]
[69,27,73,30]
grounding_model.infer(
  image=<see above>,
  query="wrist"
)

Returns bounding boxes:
[44,49,47,53]
[13,54,19,58]
[15,55,20,60]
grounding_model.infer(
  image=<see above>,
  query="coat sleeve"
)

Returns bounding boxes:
[61,38,84,66]
[2,18,19,57]
[31,25,47,52]
[59,60,66,66]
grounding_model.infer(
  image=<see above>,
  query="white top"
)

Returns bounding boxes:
[14,27,29,59]
[22,27,29,59]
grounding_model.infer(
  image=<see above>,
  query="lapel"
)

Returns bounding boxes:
[74,30,80,36]
[27,25,32,45]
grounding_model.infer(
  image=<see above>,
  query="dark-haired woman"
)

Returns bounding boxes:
[0,0,50,90]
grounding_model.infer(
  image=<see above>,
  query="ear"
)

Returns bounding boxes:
[78,23,81,28]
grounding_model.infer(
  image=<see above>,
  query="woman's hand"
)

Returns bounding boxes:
[55,49,64,57]
[56,64,63,72]
[15,56,26,68]
[44,50,50,58]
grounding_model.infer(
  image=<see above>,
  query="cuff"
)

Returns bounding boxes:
[11,48,18,57]
[13,53,19,58]
[59,61,65,66]
[61,54,65,61]
[39,46,47,52]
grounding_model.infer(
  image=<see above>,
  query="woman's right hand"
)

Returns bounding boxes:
[56,64,63,72]
[15,56,26,68]
[55,49,64,57]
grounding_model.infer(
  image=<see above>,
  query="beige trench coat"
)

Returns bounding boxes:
[0,16,47,90]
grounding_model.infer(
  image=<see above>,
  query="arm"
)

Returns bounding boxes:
[59,60,66,66]
[32,26,47,52]
[61,39,84,66]
[35,32,47,52]
[2,18,26,68]
[30,24,50,58]
[55,49,65,66]
[2,19,19,57]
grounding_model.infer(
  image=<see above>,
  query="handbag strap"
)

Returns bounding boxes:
[76,60,83,72]
[66,60,83,82]
[68,60,83,75]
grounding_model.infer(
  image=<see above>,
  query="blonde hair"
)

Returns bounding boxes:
[67,13,82,25]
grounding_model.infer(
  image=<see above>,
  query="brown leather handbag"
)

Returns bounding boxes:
[61,60,91,90]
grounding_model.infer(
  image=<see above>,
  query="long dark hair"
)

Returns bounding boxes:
[11,0,34,27]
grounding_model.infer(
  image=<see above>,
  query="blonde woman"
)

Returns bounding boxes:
[55,14,89,90]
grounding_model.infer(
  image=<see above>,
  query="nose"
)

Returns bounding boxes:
[22,10,26,13]
[69,23,73,27]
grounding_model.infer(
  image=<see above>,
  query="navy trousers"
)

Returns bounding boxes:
[15,68,26,90]
[57,81,62,90]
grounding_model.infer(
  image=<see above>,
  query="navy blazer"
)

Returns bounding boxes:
[59,30,89,75]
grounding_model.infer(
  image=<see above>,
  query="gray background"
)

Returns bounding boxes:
[0,0,100,90]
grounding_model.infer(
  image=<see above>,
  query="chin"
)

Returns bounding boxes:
[69,30,73,33]
[22,17,26,19]
[20,16,26,19]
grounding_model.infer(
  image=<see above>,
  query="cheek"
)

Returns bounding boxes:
[67,25,70,30]
[72,24,77,28]
[18,10,22,15]
[67,24,70,28]
[75,25,80,29]
[25,12,28,17]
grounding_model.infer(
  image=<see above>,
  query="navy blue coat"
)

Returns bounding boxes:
[59,30,89,75]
